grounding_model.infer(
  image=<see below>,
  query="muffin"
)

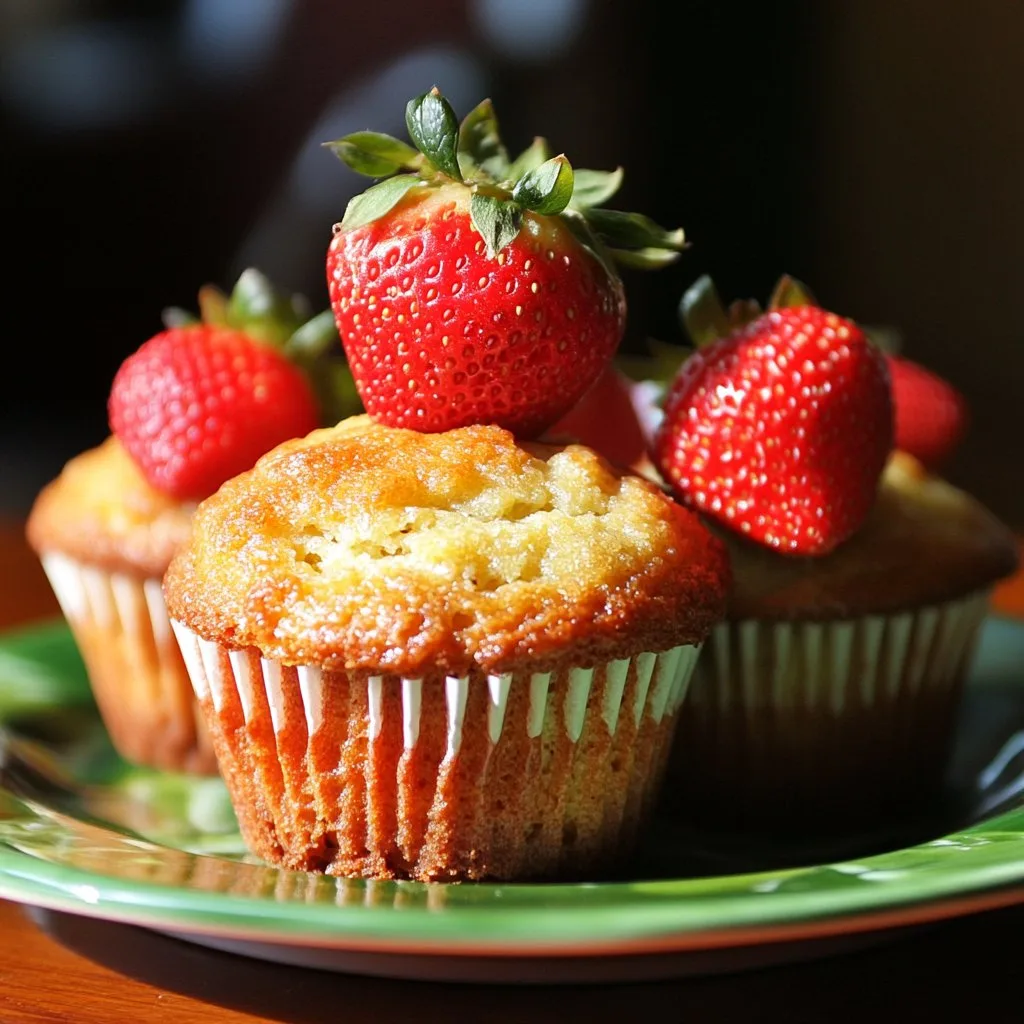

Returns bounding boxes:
[163,415,729,881]
[26,437,213,772]
[25,269,356,774]
[626,274,1019,831]
[667,451,1019,828]
[641,274,1020,829]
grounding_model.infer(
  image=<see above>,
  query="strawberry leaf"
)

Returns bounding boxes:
[569,167,624,209]
[312,356,363,426]
[508,137,551,180]
[768,274,817,310]
[584,208,686,254]
[469,192,523,257]
[323,131,421,178]
[284,310,360,426]
[865,324,903,355]
[161,306,199,329]
[195,284,229,327]
[678,275,732,347]
[285,309,341,360]
[511,155,574,215]
[340,174,420,231]
[558,209,619,284]
[229,268,296,341]
[606,246,683,270]
[405,88,463,182]
[458,98,509,179]
[227,270,298,346]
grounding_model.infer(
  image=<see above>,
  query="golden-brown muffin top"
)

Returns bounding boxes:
[164,415,729,676]
[26,436,194,578]
[721,450,1019,621]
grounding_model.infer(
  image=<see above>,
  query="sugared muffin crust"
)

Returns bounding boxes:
[165,416,729,676]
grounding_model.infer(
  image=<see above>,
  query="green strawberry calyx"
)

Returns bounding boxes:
[323,86,687,271]
[619,272,904,391]
[679,272,902,357]
[162,267,361,426]
[616,274,833,413]
[677,272,818,350]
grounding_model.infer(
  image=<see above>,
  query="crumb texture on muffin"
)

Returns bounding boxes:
[722,450,1020,621]
[165,416,728,675]
[26,436,194,577]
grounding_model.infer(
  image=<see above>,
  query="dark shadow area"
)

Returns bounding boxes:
[6,2,1020,525]
[22,901,1024,1021]
[2,0,821,516]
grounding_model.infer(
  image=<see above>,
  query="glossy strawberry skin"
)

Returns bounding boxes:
[886,354,968,472]
[108,326,319,501]
[654,306,893,555]
[327,184,626,438]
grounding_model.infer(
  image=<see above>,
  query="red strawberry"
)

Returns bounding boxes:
[545,364,650,471]
[324,87,686,437]
[108,269,356,501]
[886,354,968,472]
[653,275,893,555]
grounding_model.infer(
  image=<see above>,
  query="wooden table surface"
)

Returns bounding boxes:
[1,517,1023,1023]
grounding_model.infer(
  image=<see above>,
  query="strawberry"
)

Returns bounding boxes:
[324,87,686,437]
[108,269,359,501]
[886,354,968,472]
[653,275,894,555]
[544,365,650,471]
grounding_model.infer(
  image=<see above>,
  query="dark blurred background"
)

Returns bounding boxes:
[2,0,1021,527]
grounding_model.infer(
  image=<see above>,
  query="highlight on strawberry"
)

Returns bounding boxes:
[323,86,687,438]
[652,274,894,556]
[108,268,361,501]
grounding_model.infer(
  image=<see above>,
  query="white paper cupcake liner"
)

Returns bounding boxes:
[687,590,989,715]
[170,619,701,881]
[39,552,216,774]
[671,590,991,819]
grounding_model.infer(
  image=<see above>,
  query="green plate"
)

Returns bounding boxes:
[1,617,1023,983]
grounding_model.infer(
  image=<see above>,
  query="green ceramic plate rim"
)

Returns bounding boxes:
[0,617,1022,955]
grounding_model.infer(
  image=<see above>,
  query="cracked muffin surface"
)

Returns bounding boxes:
[164,415,729,676]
